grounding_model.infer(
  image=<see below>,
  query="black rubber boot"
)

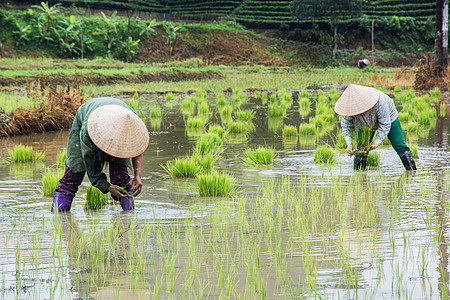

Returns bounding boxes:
[354,154,367,171]
[399,151,417,171]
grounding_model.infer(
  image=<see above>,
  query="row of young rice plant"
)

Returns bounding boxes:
[4,170,449,298]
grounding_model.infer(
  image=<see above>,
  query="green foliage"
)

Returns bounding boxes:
[298,123,316,135]
[282,125,298,137]
[197,171,235,197]
[243,146,277,166]
[162,155,202,178]
[314,145,335,164]
[208,124,224,138]
[8,144,45,163]
[235,109,256,121]
[56,150,67,168]
[150,106,162,118]
[367,152,380,167]
[42,168,64,196]
[227,120,255,134]
[186,115,208,128]
[85,185,108,210]
[194,133,223,156]
[166,92,175,100]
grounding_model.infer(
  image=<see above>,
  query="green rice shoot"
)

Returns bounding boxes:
[56,150,67,168]
[243,146,277,166]
[85,185,108,210]
[314,145,335,164]
[8,144,45,163]
[367,152,380,167]
[42,168,64,196]
[161,156,202,178]
[282,125,298,137]
[197,171,235,197]
[150,106,162,118]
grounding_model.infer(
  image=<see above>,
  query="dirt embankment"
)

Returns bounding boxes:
[0,70,223,87]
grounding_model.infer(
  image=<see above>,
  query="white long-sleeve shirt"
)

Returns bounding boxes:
[341,91,398,147]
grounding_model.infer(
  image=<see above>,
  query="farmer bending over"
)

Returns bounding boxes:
[357,59,369,69]
[334,84,416,171]
[51,97,149,212]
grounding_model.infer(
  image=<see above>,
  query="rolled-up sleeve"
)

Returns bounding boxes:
[341,116,354,145]
[373,102,391,146]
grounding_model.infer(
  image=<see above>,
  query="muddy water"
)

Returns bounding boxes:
[0,92,449,299]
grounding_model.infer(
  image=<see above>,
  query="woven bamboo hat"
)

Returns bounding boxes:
[87,105,149,158]
[334,84,380,116]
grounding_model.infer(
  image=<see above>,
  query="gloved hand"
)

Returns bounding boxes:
[346,143,354,155]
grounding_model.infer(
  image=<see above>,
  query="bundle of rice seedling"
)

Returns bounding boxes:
[314,145,335,164]
[243,146,277,166]
[85,185,108,210]
[197,171,235,197]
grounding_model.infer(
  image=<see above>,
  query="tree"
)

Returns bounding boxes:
[291,0,363,60]
[434,0,448,74]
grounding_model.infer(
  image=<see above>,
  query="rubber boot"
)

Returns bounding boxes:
[120,190,135,211]
[399,151,417,171]
[354,154,367,171]
[51,192,74,212]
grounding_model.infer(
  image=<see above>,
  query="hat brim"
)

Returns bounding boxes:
[334,84,380,116]
[87,105,149,158]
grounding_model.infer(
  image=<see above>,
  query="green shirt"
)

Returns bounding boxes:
[65,97,134,193]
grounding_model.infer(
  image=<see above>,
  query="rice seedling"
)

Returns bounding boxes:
[151,117,162,130]
[208,124,224,138]
[316,114,335,123]
[282,125,298,137]
[335,129,347,149]
[197,171,235,197]
[227,121,255,134]
[430,87,440,103]
[182,96,195,108]
[407,106,415,117]
[161,156,202,178]
[298,123,316,135]
[243,146,277,166]
[313,145,335,164]
[150,106,162,118]
[254,90,261,98]
[166,92,175,101]
[417,112,431,125]
[309,117,325,129]
[367,152,380,167]
[278,89,292,102]
[220,105,233,117]
[400,88,415,103]
[192,153,215,173]
[398,112,409,122]
[194,133,224,156]
[133,91,139,101]
[269,93,277,103]
[56,150,67,168]
[85,185,108,210]
[261,93,268,104]
[0,92,35,112]
[328,88,341,103]
[439,104,446,117]
[268,103,285,117]
[198,101,209,114]
[298,97,310,109]
[42,168,64,196]
[411,145,419,158]
[407,122,418,132]
[217,93,227,105]
[382,137,391,145]
[8,144,45,163]
[186,115,208,128]
[351,126,376,155]
[235,109,256,121]
[126,99,138,111]
[268,117,284,133]
[394,86,402,93]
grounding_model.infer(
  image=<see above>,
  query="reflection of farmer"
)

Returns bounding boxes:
[52,97,149,212]
[334,84,416,171]
[357,59,369,69]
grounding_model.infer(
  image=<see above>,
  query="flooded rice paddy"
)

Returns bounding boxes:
[0,89,449,299]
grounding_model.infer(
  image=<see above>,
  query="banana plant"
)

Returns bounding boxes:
[137,18,158,38]
[12,21,32,46]
[93,11,119,57]
[54,15,80,57]
[120,36,141,62]
[161,21,186,57]
[31,1,61,34]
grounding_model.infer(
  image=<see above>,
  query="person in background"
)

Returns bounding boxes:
[51,97,149,212]
[357,59,370,69]
[334,84,417,171]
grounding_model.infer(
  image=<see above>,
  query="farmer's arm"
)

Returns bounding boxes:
[130,154,143,196]
[341,116,354,145]
[80,132,111,193]
[373,101,391,147]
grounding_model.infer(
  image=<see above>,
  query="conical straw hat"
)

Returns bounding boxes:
[334,84,380,116]
[87,105,149,158]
